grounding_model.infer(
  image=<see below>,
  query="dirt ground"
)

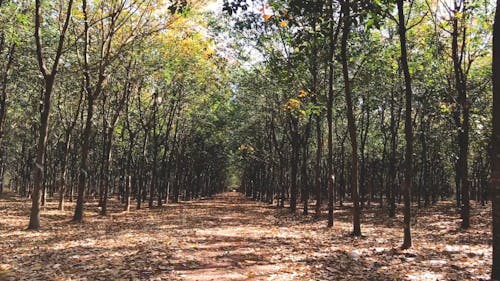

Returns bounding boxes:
[0,192,492,280]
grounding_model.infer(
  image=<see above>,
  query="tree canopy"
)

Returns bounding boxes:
[0,0,499,279]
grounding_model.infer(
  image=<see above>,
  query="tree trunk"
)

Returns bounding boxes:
[149,94,159,208]
[100,130,113,216]
[397,0,413,249]
[28,78,54,230]
[0,43,15,196]
[451,1,470,229]
[491,1,500,278]
[28,0,73,230]
[315,116,322,217]
[389,90,397,218]
[124,175,131,212]
[58,132,71,211]
[341,0,360,236]
[326,0,337,225]
[73,95,94,222]
[290,115,300,213]
[301,127,310,215]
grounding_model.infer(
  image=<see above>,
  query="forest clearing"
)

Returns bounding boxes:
[0,192,493,280]
[0,0,500,279]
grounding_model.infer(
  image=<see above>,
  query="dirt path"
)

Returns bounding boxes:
[166,192,304,280]
[0,192,316,280]
[0,192,492,280]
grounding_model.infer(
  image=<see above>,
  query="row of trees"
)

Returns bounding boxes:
[1,0,499,278]
[0,0,233,228]
[225,0,492,248]
[226,0,500,277]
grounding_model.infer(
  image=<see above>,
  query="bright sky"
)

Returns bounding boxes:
[200,0,267,68]
[204,0,222,13]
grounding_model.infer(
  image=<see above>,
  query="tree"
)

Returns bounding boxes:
[55,83,83,211]
[449,0,471,229]
[491,0,500,278]
[73,0,162,222]
[0,0,19,195]
[341,0,361,236]
[28,0,74,230]
[396,0,413,249]
[327,0,342,227]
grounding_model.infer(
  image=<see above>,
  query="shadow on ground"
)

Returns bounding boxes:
[0,192,492,280]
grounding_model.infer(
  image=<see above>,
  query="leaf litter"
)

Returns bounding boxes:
[0,192,491,280]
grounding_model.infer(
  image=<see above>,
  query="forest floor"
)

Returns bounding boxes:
[0,191,492,281]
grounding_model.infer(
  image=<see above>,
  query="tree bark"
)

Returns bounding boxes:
[58,133,71,211]
[491,1,500,279]
[100,128,113,216]
[289,114,300,213]
[28,0,73,230]
[326,0,340,225]
[340,0,360,236]
[73,95,94,222]
[451,0,470,229]
[0,42,14,196]
[397,0,413,249]
[149,92,159,208]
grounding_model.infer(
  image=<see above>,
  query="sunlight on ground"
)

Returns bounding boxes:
[0,193,492,280]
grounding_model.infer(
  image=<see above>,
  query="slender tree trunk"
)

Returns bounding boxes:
[99,98,107,210]
[315,116,322,217]
[326,0,337,225]
[73,96,94,222]
[451,0,470,229]
[360,99,370,206]
[73,0,108,221]
[341,0,360,236]
[301,128,310,215]
[397,0,413,249]
[28,0,73,230]
[389,90,397,218]
[173,143,184,203]
[124,132,134,211]
[28,79,54,230]
[290,115,300,213]
[124,175,131,212]
[491,1,500,278]
[0,43,15,196]
[149,94,158,208]
[279,156,285,208]
[422,114,430,207]
[137,132,148,209]
[326,0,343,227]
[58,134,71,211]
[381,115,388,208]
[100,130,113,216]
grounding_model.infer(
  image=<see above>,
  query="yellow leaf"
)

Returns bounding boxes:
[284,98,301,111]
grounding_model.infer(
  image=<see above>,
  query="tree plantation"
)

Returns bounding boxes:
[0,0,500,280]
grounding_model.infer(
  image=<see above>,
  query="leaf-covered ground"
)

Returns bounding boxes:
[0,192,492,280]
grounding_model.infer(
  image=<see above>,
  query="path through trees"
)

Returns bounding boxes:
[0,0,499,279]
[0,192,492,280]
